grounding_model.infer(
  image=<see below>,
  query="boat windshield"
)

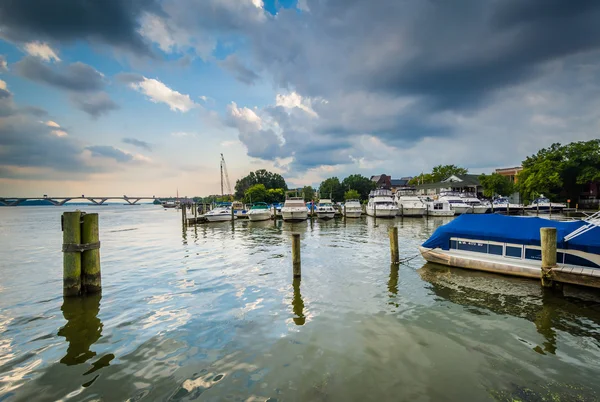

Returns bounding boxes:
[374,201,394,205]
[251,203,269,209]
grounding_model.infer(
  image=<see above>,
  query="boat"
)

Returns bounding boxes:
[281,197,308,222]
[525,195,566,214]
[439,192,473,215]
[315,198,336,220]
[419,214,600,280]
[344,199,362,218]
[231,201,247,218]
[395,189,426,217]
[162,200,178,209]
[491,196,523,215]
[366,189,398,217]
[459,193,490,214]
[421,196,455,217]
[204,206,236,222]
[247,202,272,221]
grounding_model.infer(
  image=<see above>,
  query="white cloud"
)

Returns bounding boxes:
[138,13,178,53]
[51,130,68,137]
[0,56,7,73]
[23,42,60,62]
[220,140,240,147]
[275,92,318,117]
[251,0,264,9]
[227,101,262,130]
[129,77,197,112]
[45,120,60,128]
[0,79,6,90]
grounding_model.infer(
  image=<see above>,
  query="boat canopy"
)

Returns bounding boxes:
[422,214,600,254]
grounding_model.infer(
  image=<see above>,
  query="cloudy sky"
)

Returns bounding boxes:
[1,0,599,197]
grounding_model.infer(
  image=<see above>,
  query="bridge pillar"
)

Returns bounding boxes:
[126,198,141,205]
[57,199,72,206]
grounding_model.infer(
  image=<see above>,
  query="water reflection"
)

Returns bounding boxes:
[388,264,399,309]
[58,294,103,366]
[418,263,600,353]
[292,278,305,325]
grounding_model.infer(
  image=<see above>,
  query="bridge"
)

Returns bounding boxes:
[0,196,170,206]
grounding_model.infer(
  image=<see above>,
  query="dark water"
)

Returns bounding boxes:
[1,206,600,401]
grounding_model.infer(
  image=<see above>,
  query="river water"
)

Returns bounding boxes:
[1,205,600,401]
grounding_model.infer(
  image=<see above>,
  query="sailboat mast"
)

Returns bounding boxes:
[220,154,224,197]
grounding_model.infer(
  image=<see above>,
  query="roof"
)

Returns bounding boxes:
[390,179,409,187]
[442,174,482,186]
[400,176,413,181]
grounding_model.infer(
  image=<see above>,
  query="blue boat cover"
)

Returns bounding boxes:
[422,214,600,255]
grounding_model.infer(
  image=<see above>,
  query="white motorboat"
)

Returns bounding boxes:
[492,196,523,215]
[162,200,178,209]
[439,192,473,215]
[247,202,272,221]
[204,206,236,222]
[281,197,308,222]
[525,195,566,214]
[316,198,336,220]
[231,201,247,218]
[366,189,398,218]
[344,199,362,218]
[421,197,455,217]
[459,193,490,214]
[395,189,426,217]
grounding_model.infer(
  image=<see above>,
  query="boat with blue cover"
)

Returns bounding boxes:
[419,214,600,279]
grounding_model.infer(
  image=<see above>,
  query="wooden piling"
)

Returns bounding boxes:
[231,205,235,220]
[311,199,315,218]
[374,202,377,219]
[63,211,82,297]
[292,233,301,277]
[540,227,557,288]
[343,203,346,218]
[81,213,101,294]
[389,226,399,264]
[194,203,197,220]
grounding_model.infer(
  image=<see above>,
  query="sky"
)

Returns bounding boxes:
[0,0,599,197]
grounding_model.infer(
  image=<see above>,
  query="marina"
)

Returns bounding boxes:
[2,205,600,400]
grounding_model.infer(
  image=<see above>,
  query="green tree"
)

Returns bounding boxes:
[302,186,315,202]
[319,177,344,202]
[266,188,286,204]
[243,184,269,204]
[479,173,515,198]
[341,174,376,201]
[234,169,288,199]
[516,140,600,203]
[431,165,469,182]
[344,189,361,201]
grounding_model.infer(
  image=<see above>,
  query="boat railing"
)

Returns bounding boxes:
[564,210,600,242]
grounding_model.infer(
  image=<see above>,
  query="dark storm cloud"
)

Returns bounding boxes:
[85,145,134,163]
[116,72,145,84]
[218,55,260,85]
[0,0,157,56]
[14,57,105,92]
[123,137,153,151]
[70,92,120,118]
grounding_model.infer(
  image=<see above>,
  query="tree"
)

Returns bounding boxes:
[408,173,435,186]
[234,169,288,199]
[479,173,515,198]
[516,140,600,203]
[302,186,315,202]
[244,184,269,204]
[319,177,344,202]
[341,174,376,201]
[266,188,286,204]
[431,165,468,182]
[344,189,361,200]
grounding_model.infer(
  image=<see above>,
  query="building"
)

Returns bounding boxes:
[416,174,483,197]
[370,174,391,189]
[580,181,600,209]
[390,178,410,193]
[495,166,523,183]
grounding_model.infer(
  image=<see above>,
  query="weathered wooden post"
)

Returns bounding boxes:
[292,233,301,278]
[401,204,404,217]
[231,204,235,220]
[374,202,377,219]
[343,203,346,218]
[540,227,557,288]
[549,202,552,219]
[194,203,197,221]
[311,199,315,218]
[576,203,579,211]
[62,211,82,297]
[389,226,399,264]
[81,213,101,294]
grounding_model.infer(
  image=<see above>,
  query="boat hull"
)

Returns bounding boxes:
[426,210,455,217]
[451,206,473,215]
[247,211,271,221]
[316,212,336,220]
[344,210,362,218]
[366,207,398,218]
[282,210,308,222]
[472,205,489,214]
[397,207,425,217]
[205,214,236,222]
